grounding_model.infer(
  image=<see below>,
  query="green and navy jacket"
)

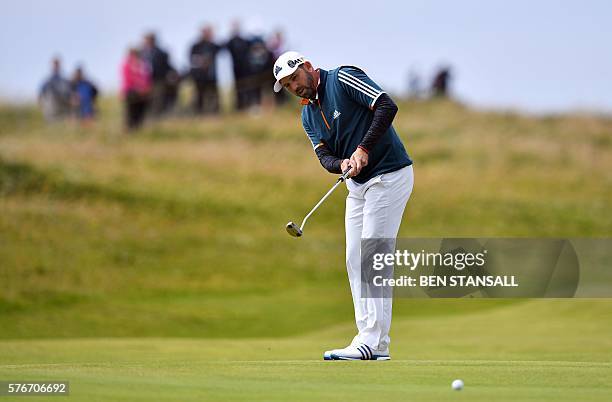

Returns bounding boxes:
[301,66,412,184]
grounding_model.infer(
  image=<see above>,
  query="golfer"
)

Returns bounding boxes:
[273,52,414,360]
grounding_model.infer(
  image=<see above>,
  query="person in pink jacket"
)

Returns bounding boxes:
[121,47,151,130]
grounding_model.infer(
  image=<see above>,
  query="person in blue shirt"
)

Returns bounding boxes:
[70,66,98,122]
[273,51,414,361]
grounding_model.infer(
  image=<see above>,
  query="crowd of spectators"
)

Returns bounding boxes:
[39,21,287,130]
[38,57,98,124]
[119,21,286,130]
[39,21,453,131]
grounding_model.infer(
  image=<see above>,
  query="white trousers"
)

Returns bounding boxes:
[345,165,414,351]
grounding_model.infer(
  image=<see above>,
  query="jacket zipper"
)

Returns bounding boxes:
[317,99,331,131]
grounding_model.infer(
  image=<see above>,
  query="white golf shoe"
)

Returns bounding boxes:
[323,344,390,360]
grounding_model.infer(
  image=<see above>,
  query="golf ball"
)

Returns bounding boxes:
[452,379,464,390]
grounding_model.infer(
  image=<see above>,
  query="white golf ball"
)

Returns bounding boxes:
[452,379,464,390]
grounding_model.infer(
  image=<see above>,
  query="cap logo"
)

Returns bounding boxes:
[274,65,282,76]
[287,57,303,68]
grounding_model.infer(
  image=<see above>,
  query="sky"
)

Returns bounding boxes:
[1,0,611,113]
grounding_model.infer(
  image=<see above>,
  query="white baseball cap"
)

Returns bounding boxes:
[273,51,307,92]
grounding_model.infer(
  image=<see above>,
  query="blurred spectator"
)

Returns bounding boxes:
[407,67,422,99]
[267,30,287,106]
[163,68,181,113]
[39,57,72,121]
[225,21,251,111]
[245,37,275,110]
[267,30,285,60]
[141,32,176,115]
[431,66,452,98]
[120,48,151,130]
[70,66,99,123]
[189,25,221,115]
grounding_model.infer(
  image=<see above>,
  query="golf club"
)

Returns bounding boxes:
[286,166,353,237]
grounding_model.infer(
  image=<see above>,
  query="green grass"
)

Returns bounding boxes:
[1,300,611,401]
[0,98,611,400]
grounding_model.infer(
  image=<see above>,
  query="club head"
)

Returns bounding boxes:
[285,221,303,237]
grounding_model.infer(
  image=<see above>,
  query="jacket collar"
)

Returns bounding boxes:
[305,69,327,105]
[317,69,327,103]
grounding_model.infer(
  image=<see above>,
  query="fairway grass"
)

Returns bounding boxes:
[1,357,609,401]
[2,300,611,401]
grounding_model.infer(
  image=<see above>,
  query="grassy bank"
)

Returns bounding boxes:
[1,99,611,338]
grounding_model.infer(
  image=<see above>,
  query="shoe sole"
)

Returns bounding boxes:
[325,354,391,361]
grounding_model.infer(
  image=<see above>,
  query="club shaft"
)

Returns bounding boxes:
[300,179,344,230]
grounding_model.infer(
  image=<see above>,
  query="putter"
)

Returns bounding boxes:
[286,167,353,237]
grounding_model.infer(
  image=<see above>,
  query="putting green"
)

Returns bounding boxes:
[1,300,610,401]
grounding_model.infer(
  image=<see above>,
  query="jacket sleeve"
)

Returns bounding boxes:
[358,93,398,152]
[315,143,342,174]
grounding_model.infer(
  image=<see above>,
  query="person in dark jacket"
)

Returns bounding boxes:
[141,32,175,115]
[272,51,414,361]
[245,37,275,110]
[189,25,221,115]
[225,21,251,111]
[431,66,452,98]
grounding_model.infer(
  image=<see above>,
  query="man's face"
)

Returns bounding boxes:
[144,35,155,49]
[280,65,316,99]
[202,27,213,41]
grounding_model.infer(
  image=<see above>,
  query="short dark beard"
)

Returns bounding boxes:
[300,67,317,99]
